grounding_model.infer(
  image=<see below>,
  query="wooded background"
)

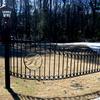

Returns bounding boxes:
[0,0,100,42]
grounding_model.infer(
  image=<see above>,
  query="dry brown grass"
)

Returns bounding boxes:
[11,73,100,97]
[0,55,100,100]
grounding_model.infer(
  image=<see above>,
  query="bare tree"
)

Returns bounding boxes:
[89,0,97,37]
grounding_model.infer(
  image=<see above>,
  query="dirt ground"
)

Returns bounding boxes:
[0,56,100,100]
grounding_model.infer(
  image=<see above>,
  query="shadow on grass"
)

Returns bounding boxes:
[7,88,20,100]
[7,88,100,100]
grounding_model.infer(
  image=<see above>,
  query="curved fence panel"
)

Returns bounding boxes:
[9,39,100,80]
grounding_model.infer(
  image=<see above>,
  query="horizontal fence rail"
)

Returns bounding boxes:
[9,39,100,80]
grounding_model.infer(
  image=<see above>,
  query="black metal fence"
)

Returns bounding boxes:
[9,39,100,80]
[0,0,99,83]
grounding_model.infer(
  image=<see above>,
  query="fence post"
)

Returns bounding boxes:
[4,19,10,89]
[5,41,10,89]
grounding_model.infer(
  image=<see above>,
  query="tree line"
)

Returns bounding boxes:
[0,0,100,42]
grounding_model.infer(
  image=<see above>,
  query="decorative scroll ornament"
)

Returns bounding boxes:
[23,53,42,71]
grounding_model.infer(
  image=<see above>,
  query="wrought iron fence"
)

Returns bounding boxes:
[0,0,99,81]
[9,39,100,80]
[0,0,100,90]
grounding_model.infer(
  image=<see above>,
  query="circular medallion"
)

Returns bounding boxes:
[23,53,42,70]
